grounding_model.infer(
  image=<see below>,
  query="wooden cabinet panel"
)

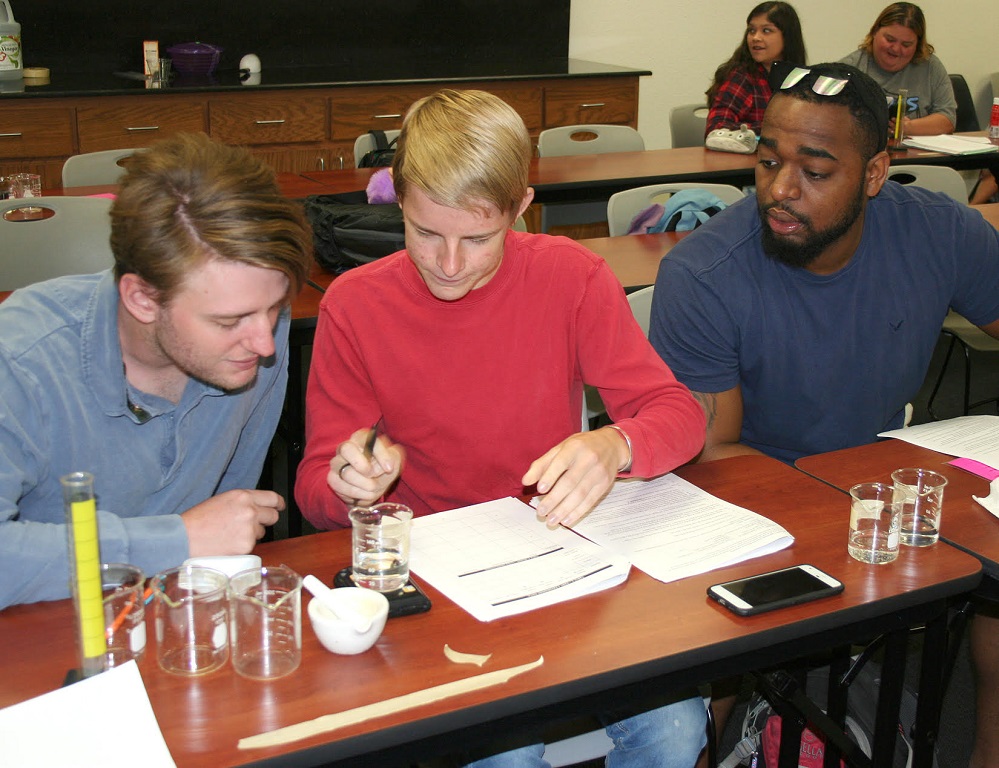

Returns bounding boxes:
[77,98,207,152]
[330,84,436,141]
[250,146,337,174]
[479,83,544,133]
[0,73,641,183]
[0,158,66,190]
[543,78,638,128]
[210,92,327,146]
[0,105,74,160]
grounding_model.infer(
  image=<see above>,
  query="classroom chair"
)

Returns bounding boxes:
[1,196,114,291]
[61,148,137,188]
[606,182,745,236]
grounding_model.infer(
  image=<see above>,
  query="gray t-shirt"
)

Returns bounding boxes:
[840,48,957,127]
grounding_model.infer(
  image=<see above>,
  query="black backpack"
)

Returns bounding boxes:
[302,191,405,274]
[357,130,397,168]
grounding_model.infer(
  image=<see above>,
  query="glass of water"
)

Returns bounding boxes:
[349,502,413,592]
[848,482,901,564]
[891,467,947,547]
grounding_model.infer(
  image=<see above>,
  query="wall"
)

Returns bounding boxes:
[569,0,996,149]
[15,0,570,75]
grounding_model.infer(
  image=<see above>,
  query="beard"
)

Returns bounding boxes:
[758,184,867,269]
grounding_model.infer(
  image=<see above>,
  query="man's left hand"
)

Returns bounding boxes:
[522,427,629,529]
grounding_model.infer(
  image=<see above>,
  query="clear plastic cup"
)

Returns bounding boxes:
[848,482,901,564]
[151,565,229,675]
[228,565,302,680]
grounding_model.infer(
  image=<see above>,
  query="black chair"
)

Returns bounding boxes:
[949,74,980,132]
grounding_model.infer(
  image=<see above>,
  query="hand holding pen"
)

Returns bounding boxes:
[329,420,404,507]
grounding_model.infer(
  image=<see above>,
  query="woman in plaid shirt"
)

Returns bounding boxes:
[705,2,806,135]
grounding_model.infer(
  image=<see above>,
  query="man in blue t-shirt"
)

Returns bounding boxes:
[651,62,999,464]
[651,62,999,766]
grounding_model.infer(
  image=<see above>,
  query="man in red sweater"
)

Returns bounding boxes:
[295,88,708,768]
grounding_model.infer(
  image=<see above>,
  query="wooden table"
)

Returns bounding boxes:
[301,138,994,206]
[53,172,330,200]
[796,439,999,577]
[0,455,981,767]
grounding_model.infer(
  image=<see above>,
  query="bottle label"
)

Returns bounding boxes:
[0,34,21,72]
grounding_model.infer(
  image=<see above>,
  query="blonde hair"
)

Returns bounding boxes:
[860,2,935,65]
[111,133,312,303]
[392,89,531,216]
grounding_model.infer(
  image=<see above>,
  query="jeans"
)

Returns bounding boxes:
[463,695,708,768]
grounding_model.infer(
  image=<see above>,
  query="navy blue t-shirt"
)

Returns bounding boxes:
[650,182,999,463]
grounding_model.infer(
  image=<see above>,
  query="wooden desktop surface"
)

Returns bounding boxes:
[0,455,981,767]
[796,440,999,575]
[300,138,994,204]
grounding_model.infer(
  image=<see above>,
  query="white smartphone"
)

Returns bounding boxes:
[707,564,844,617]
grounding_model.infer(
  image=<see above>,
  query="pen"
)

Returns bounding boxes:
[106,585,153,640]
[363,419,380,460]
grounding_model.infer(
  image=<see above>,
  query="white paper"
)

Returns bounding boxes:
[410,497,630,622]
[902,134,999,155]
[571,474,793,584]
[878,415,999,468]
[0,660,176,767]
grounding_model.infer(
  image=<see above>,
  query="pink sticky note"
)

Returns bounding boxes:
[949,458,999,481]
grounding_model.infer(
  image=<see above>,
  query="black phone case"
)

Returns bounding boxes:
[334,567,432,618]
[707,566,843,617]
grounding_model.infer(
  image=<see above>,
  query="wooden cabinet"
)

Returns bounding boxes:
[1,71,642,187]
[209,92,327,145]
[0,104,76,188]
[76,97,207,153]
[543,77,639,128]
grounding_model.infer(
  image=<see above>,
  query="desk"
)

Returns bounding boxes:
[53,172,330,200]
[796,440,999,578]
[0,455,981,767]
[302,137,992,208]
[976,202,999,228]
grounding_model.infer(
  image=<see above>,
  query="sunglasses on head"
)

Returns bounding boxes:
[770,64,889,149]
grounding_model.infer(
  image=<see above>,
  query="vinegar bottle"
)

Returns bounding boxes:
[0,0,22,82]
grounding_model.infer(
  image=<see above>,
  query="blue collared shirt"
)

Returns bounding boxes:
[0,271,290,609]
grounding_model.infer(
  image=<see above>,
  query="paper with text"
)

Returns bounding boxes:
[410,497,630,622]
[879,415,999,469]
[572,474,793,583]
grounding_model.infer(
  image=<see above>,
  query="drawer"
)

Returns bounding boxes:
[330,85,435,141]
[0,105,74,159]
[77,98,207,152]
[332,83,544,141]
[479,83,544,133]
[209,93,327,146]
[543,78,638,128]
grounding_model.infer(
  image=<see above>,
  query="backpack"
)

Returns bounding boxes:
[302,191,405,274]
[626,189,727,234]
[357,130,398,168]
[722,662,939,768]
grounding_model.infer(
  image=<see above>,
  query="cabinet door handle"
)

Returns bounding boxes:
[372,114,402,120]
[126,126,160,132]
[318,156,325,171]
[580,103,606,108]
[0,132,24,138]
[255,119,286,125]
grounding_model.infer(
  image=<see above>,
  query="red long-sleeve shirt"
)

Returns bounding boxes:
[295,230,705,528]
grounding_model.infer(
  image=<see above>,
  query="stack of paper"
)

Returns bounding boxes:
[410,474,793,622]
[879,414,999,470]
[902,135,998,155]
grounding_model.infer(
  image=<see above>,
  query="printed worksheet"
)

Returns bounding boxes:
[879,415,999,469]
[409,497,630,622]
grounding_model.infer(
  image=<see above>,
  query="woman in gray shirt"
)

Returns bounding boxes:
[840,2,956,136]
